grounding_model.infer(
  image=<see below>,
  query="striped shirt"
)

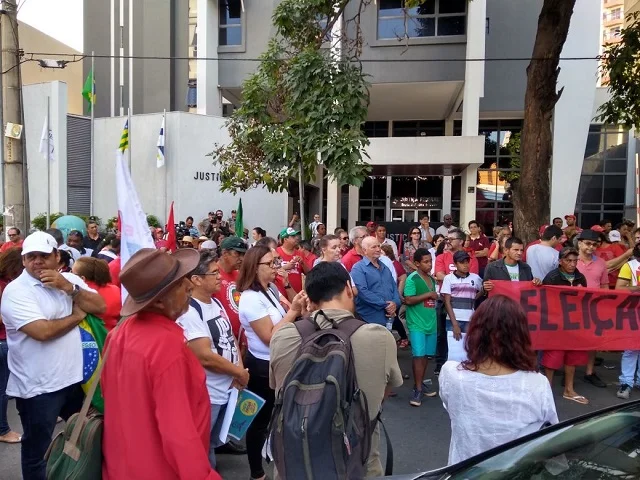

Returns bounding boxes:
[440,272,483,323]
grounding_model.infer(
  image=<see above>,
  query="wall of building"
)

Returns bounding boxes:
[92,112,288,236]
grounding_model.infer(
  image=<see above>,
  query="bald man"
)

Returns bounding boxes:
[350,236,401,326]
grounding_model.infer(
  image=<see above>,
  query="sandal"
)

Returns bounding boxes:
[0,431,22,443]
[397,339,409,349]
[563,394,589,405]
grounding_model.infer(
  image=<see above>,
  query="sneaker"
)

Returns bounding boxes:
[410,388,422,407]
[421,383,437,398]
[434,366,442,376]
[617,384,632,399]
[584,373,606,388]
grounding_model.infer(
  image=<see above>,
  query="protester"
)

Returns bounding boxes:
[309,213,322,237]
[71,257,121,331]
[200,239,217,251]
[213,237,247,342]
[199,211,217,236]
[593,225,632,288]
[615,228,640,400]
[313,234,341,266]
[563,214,582,238]
[153,227,169,250]
[0,227,23,252]
[351,237,401,328]
[439,295,558,465]
[227,210,238,235]
[436,214,454,237]
[524,225,564,280]
[376,224,398,259]
[67,230,93,258]
[1,232,106,479]
[488,225,511,262]
[288,212,301,232]
[576,229,609,389]
[95,235,120,263]
[467,220,490,277]
[381,244,409,348]
[419,214,435,245]
[404,248,439,406]
[276,227,306,293]
[0,247,24,445]
[337,229,351,256]
[108,256,121,288]
[251,227,266,246]
[342,226,367,272]
[428,234,444,275]
[298,240,318,274]
[181,235,196,248]
[269,262,403,477]
[404,226,429,273]
[83,220,104,253]
[599,218,613,236]
[540,246,589,405]
[177,251,249,468]
[237,245,306,480]
[101,248,221,479]
[483,237,540,287]
[552,217,564,229]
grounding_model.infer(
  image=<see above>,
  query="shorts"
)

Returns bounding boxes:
[541,350,589,370]
[408,330,437,357]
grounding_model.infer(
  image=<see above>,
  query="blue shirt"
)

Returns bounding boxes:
[351,257,401,326]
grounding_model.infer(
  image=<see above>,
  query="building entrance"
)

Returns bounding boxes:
[390,209,441,223]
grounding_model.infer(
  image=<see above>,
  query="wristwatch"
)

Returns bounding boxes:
[68,284,81,298]
[284,284,292,289]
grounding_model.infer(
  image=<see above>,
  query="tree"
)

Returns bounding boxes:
[211,0,371,238]
[596,12,640,129]
[513,0,576,243]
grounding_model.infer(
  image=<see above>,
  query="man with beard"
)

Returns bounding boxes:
[615,228,640,400]
[276,227,307,293]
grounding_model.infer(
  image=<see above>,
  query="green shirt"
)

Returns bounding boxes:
[403,271,437,334]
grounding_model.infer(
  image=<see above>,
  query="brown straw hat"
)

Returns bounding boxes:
[120,248,199,317]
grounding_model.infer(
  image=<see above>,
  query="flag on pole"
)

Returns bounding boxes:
[38,115,54,162]
[235,198,244,238]
[166,201,177,252]
[82,69,96,111]
[116,118,154,305]
[156,115,165,168]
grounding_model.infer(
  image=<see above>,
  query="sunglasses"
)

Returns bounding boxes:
[411,231,420,235]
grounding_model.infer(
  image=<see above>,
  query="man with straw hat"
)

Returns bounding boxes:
[101,248,221,480]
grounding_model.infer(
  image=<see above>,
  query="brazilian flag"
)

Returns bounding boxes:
[79,314,108,413]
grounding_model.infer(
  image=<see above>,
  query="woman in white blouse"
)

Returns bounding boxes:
[439,295,558,466]
[237,245,306,480]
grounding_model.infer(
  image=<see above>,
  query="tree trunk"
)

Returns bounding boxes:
[298,159,307,240]
[514,0,576,244]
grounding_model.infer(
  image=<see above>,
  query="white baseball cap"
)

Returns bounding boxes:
[21,231,58,256]
[609,230,622,242]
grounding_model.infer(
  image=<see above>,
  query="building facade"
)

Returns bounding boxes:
[75,0,635,236]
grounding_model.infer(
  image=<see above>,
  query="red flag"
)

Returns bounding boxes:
[117,211,122,233]
[166,201,177,252]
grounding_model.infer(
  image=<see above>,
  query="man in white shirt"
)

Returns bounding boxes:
[66,230,93,258]
[526,225,562,280]
[436,214,455,237]
[177,250,249,468]
[375,224,398,259]
[419,215,435,245]
[309,213,322,237]
[1,231,106,480]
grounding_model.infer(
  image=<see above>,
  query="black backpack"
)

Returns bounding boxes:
[269,311,393,479]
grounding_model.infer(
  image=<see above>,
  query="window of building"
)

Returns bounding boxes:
[377,0,466,40]
[576,124,628,227]
[611,8,622,20]
[392,120,444,137]
[219,0,242,46]
[363,121,389,137]
[186,79,197,108]
[359,176,387,222]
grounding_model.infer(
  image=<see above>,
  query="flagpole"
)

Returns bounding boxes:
[163,109,167,224]
[90,51,95,216]
[127,107,132,172]
[46,96,50,229]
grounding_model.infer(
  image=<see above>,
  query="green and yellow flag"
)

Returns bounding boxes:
[235,198,243,238]
[119,120,129,153]
[82,69,96,111]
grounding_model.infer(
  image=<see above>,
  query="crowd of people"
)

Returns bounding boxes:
[0,207,638,479]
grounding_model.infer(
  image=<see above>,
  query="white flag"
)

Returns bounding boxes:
[156,115,165,168]
[39,116,54,162]
[116,149,155,305]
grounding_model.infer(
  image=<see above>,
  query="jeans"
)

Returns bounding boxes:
[15,383,84,480]
[435,301,448,368]
[209,402,228,469]
[0,340,10,435]
[244,352,275,479]
[619,350,640,387]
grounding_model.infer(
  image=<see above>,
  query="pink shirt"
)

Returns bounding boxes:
[577,255,608,288]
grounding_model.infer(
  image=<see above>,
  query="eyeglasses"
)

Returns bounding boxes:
[411,232,420,235]
[340,236,348,241]
[259,259,282,268]
[197,271,221,277]
[581,241,597,247]
[446,237,461,242]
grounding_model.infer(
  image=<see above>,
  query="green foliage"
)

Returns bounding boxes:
[211,0,371,194]
[31,212,65,231]
[146,215,161,228]
[596,12,640,129]
[106,216,118,230]
[498,132,521,184]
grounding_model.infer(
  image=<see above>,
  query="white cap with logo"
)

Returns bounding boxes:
[21,231,58,256]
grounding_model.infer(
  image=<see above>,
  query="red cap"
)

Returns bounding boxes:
[564,214,576,220]
[366,221,378,229]
[590,225,605,233]
[539,224,549,236]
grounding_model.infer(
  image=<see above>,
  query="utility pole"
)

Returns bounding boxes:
[2,0,26,235]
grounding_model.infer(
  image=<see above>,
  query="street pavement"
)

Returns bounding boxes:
[0,351,629,479]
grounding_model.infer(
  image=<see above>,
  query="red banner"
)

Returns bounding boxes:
[490,281,640,350]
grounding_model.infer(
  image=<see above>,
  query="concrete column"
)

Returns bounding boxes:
[444,119,454,137]
[197,0,222,116]
[326,179,341,234]
[460,166,478,230]
[442,176,452,215]
[348,185,359,229]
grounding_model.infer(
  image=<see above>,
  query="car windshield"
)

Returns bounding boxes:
[445,402,640,479]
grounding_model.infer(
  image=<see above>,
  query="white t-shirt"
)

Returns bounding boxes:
[177,298,239,405]
[381,238,398,259]
[526,244,559,280]
[1,270,95,398]
[505,263,520,281]
[440,273,482,322]
[379,255,398,283]
[436,225,452,237]
[439,361,558,465]
[239,288,286,361]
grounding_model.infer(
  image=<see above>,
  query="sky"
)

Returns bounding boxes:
[17,0,83,52]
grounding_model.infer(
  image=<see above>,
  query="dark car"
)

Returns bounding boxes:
[381,400,640,479]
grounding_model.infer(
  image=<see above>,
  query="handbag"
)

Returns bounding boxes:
[44,319,120,479]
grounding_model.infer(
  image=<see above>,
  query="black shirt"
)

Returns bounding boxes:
[83,234,104,252]
[542,268,588,287]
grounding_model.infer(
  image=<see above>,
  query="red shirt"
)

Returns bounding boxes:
[0,240,22,253]
[101,311,221,480]
[434,250,479,283]
[108,257,121,288]
[595,243,627,287]
[276,247,303,293]
[488,242,503,261]
[212,268,241,337]
[341,248,363,272]
[468,235,490,269]
[87,281,121,331]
